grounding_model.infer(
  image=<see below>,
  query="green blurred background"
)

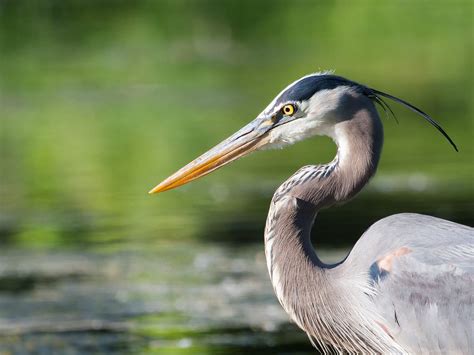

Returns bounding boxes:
[0,0,473,353]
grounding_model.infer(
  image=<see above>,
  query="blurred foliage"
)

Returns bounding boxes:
[0,0,473,248]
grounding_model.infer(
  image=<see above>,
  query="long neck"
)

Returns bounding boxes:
[264,102,391,352]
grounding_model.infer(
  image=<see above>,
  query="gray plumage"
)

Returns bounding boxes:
[151,72,473,354]
[263,75,473,354]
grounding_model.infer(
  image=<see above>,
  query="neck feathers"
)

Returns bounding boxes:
[331,97,383,201]
[287,94,383,208]
[263,97,397,352]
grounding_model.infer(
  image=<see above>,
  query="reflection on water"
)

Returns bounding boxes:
[0,243,347,354]
[0,1,472,353]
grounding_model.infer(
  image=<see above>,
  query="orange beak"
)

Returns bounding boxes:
[149,118,272,194]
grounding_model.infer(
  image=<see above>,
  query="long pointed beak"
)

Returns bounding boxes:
[149,118,272,194]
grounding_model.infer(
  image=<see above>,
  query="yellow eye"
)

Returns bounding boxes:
[282,104,296,116]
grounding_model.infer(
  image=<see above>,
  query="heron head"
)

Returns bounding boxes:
[149,73,360,194]
[255,73,369,149]
[149,72,456,194]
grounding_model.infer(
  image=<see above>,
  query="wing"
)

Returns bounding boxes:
[347,213,474,353]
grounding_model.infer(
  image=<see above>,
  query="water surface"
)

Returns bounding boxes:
[0,1,472,353]
[0,244,348,354]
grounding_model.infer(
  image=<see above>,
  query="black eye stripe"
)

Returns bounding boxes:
[274,74,364,105]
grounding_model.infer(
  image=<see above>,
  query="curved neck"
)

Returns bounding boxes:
[264,101,388,352]
[265,104,383,271]
[291,101,384,207]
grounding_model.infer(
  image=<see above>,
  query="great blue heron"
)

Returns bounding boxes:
[149,73,473,353]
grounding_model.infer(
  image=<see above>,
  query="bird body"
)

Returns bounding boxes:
[150,72,473,353]
[353,214,473,353]
[266,188,473,353]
